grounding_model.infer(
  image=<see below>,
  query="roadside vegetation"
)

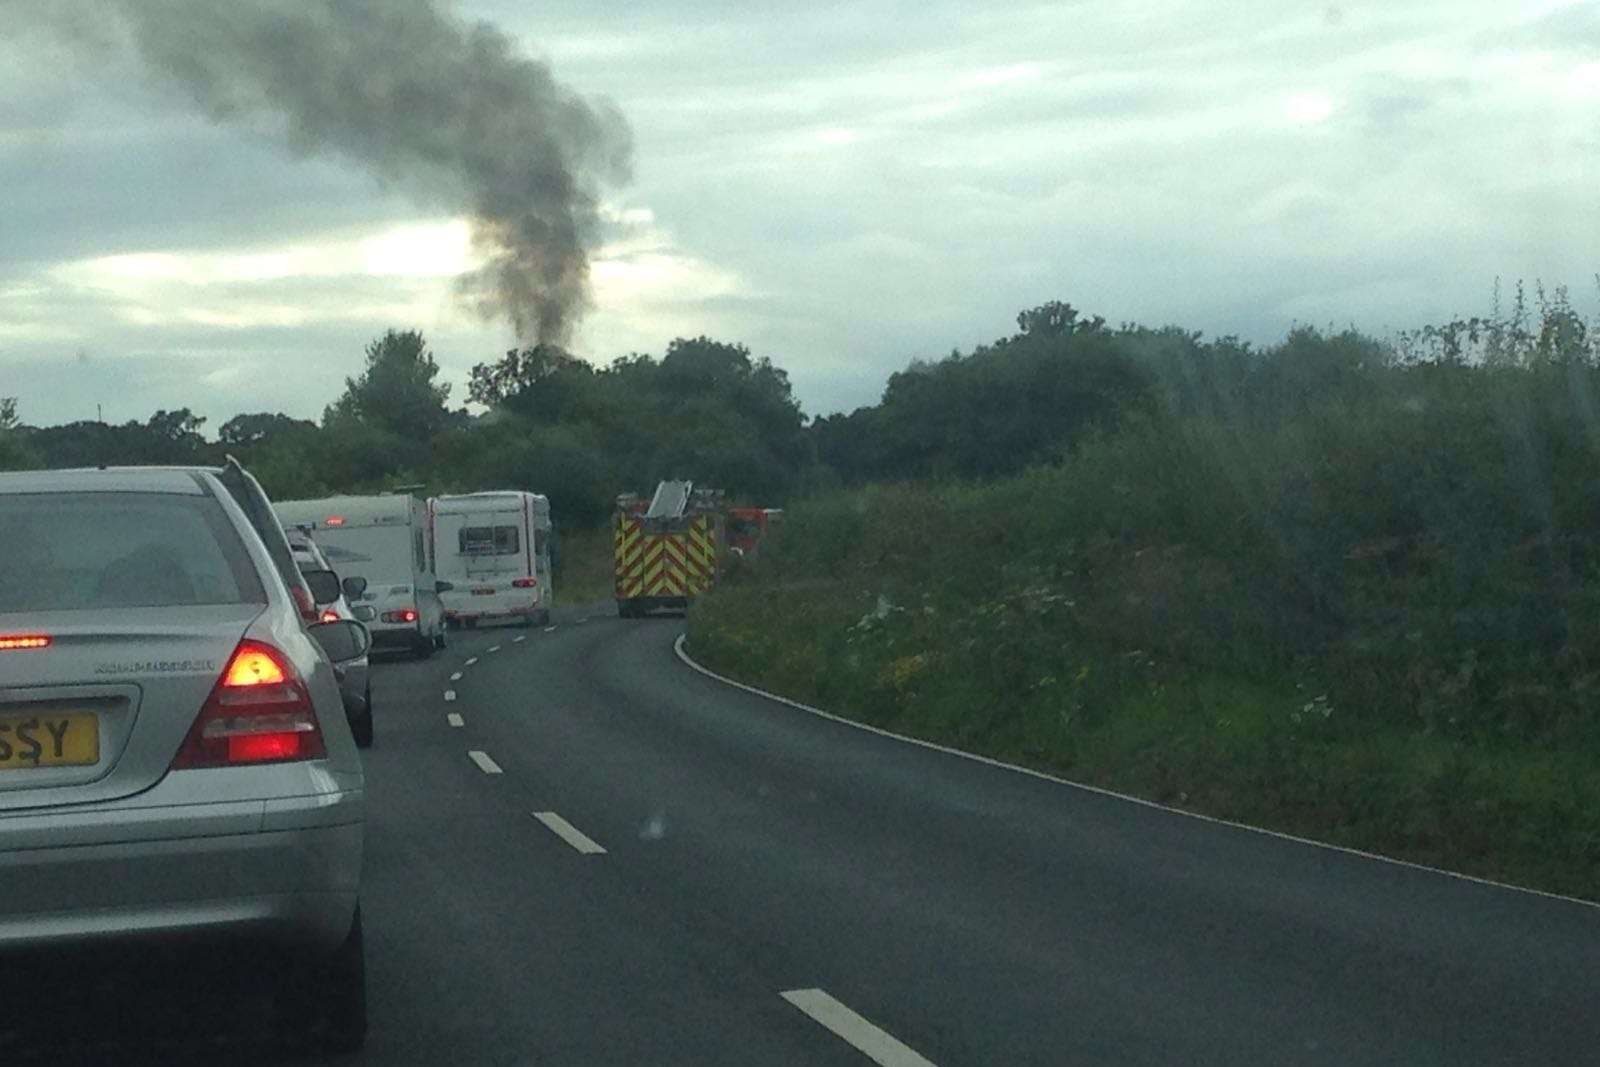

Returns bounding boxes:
[554,526,618,607]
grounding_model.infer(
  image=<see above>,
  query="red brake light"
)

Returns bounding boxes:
[512,578,538,589]
[325,516,345,527]
[172,640,325,769]
[0,634,50,651]
[381,608,419,624]
[230,733,302,762]
[320,609,341,623]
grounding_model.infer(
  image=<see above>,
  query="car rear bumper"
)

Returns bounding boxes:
[0,789,362,954]
[370,625,426,650]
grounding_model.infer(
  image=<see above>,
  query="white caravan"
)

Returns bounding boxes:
[274,494,448,657]
[430,491,553,627]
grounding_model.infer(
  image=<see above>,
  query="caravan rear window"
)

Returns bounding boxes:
[459,525,520,555]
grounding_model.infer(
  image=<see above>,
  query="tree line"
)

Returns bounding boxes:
[2,283,1595,528]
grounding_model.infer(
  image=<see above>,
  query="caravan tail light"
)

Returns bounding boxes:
[382,608,419,624]
[512,578,538,589]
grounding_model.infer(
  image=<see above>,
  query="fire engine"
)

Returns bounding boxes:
[613,481,726,617]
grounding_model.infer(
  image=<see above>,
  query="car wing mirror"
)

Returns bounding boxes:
[302,568,341,606]
[309,619,372,663]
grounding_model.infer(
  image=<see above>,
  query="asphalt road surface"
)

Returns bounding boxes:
[13,604,1600,1064]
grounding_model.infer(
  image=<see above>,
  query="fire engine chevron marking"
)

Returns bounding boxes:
[661,536,689,570]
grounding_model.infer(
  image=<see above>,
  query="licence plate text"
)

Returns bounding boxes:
[0,712,100,770]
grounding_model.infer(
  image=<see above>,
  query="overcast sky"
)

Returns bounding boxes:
[3,0,1597,430]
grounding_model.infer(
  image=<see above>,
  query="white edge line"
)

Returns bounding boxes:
[444,690,456,702]
[674,634,1598,911]
[780,989,937,1067]
[446,712,464,728]
[532,811,608,855]
[464,657,478,666]
[450,671,462,681]
[467,750,502,774]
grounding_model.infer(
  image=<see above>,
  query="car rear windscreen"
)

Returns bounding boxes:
[0,492,266,612]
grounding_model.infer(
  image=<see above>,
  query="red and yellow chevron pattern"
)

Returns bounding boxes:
[615,515,717,599]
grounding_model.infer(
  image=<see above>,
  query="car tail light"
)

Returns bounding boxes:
[290,585,319,624]
[171,640,325,769]
[0,634,51,651]
[320,609,341,623]
[381,608,419,624]
[512,578,538,589]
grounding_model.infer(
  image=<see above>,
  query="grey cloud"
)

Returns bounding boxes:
[19,0,632,345]
[1512,3,1600,49]
[0,122,416,271]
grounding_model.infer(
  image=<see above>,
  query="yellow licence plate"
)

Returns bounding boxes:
[0,712,99,770]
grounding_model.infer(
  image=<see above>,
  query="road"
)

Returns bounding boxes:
[15,603,1600,1064]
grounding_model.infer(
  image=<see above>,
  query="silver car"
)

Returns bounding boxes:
[0,465,369,1053]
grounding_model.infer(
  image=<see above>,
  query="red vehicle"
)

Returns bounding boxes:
[726,506,783,558]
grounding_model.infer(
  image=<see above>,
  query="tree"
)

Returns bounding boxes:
[468,344,589,405]
[218,411,317,449]
[467,343,596,424]
[823,302,1155,483]
[1015,300,1106,339]
[0,397,39,470]
[144,409,208,453]
[327,329,451,440]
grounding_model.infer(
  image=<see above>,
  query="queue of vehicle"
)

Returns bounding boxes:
[0,463,556,1054]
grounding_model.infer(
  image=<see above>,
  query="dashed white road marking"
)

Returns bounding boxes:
[488,645,501,653]
[513,635,526,643]
[450,671,463,681]
[543,626,557,633]
[447,713,464,728]
[576,617,589,625]
[467,750,502,774]
[444,690,457,702]
[532,811,608,855]
[464,657,479,666]
[780,989,938,1067]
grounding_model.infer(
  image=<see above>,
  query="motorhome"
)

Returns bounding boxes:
[430,491,553,627]
[274,494,448,656]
